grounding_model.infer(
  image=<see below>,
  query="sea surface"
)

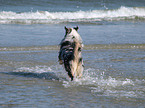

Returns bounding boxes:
[0,0,145,108]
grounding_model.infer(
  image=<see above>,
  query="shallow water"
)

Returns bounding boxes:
[0,0,145,107]
[0,43,145,107]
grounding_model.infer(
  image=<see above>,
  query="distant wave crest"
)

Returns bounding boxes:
[0,6,145,24]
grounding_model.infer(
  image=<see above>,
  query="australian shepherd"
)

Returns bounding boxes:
[58,26,84,81]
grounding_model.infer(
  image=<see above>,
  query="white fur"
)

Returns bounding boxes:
[61,28,83,47]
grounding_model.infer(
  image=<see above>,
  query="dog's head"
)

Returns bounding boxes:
[64,26,79,36]
[61,26,83,47]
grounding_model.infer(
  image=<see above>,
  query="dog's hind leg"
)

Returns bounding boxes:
[76,58,84,78]
[72,39,83,78]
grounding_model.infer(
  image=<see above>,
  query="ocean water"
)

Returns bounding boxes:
[0,0,145,108]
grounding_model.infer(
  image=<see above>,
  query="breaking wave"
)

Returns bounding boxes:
[0,6,145,24]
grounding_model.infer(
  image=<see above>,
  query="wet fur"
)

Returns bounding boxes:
[58,27,83,81]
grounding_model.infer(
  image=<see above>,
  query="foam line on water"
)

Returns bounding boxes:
[0,6,145,24]
[13,65,68,81]
[62,68,145,99]
[12,65,145,98]
[0,44,145,52]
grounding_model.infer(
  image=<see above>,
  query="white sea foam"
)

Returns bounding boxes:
[15,66,52,73]
[0,6,145,24]
[62,68,145,98]
[63,68,134,87]
[14,65,144,98]
[14,65,68,80]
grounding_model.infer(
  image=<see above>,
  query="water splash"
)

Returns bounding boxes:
[15,66,52,73]
[62,68,145,99]
[13,65,144,98]
[13,65,68,81]
[63,68,134,87]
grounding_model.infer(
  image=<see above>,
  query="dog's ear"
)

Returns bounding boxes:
[64,26,67,30]
[73,26,79,31]
[64,26,68,31]
[64,26,72,34]
[64,26,68,34]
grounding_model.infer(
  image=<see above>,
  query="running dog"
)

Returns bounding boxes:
[58,26,84,81]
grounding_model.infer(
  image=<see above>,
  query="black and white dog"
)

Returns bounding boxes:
[58,26,84,81]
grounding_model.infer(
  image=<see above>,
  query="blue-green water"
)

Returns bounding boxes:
[0,0,145,108]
